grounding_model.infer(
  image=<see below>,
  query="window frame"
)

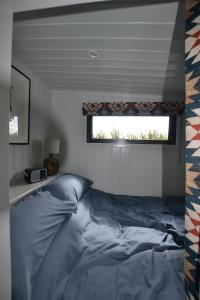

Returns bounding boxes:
[87,115,177,145]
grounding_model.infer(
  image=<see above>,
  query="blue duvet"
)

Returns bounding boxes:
[27,188,185,300]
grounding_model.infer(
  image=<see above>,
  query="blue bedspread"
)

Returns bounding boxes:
[30,189,184,300]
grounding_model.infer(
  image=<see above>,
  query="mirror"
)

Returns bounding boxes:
[9,66,30,144]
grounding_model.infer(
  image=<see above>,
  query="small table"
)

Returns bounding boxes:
[9,172,63,205]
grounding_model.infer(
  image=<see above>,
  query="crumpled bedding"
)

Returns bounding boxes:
[31,188,184,300]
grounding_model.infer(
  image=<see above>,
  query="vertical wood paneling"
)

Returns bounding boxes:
[89,145,97,187]
[163,116,185,196]
[95,146,103,189]
[9,147,14,180]
[9,58,51,182]
[0,5,12,298]
[14,147,21,176]
[119,147,130,194]
[51,89,164,196]
[22,145,30,172]
[111,147,121,194]
[102,146,112,193]
[79,145,88,178]
[127,146,137,195]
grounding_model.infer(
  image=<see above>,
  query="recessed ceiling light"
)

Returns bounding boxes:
[88,49,99,59]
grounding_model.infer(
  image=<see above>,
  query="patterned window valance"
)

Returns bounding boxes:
[82,102,184,116]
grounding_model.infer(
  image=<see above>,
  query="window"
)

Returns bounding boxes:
[87,115,176,144]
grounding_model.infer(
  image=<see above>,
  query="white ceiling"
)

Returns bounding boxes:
[12,1,184,95]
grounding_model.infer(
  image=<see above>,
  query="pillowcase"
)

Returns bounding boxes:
[43,173,93,208]
[10,190,73,300]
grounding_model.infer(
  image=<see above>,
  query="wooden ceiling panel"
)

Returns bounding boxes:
[13,49,173,61]
[13,38,176,52]
[39,73,165,82]
[14,2,179,25]
[33,69,176,78]
[28,63,180,72]
[12,1,184,94]
[13,23,176,40]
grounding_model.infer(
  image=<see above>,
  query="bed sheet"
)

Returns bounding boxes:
[31,189,184,300]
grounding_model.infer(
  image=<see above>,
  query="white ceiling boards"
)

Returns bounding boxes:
[12,1,184,95]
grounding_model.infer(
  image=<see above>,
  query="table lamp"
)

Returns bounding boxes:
[43,139,60,176]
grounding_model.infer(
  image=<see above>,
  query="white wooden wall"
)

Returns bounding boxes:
[162,116,185,196]
[9,58,51,182]
[50,89,163,197]
[0,2,12,299]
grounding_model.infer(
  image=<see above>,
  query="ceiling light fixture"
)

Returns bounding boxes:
[88,49,99,59]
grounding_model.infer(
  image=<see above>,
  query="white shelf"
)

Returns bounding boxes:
[9,172,63,205]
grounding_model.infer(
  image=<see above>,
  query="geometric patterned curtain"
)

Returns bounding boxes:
[185,1,200,300]
[82,101,184,116]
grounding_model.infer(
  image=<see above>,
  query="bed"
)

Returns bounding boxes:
[10,173,185,300]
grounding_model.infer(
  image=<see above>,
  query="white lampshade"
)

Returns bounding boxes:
[45,138,60,154]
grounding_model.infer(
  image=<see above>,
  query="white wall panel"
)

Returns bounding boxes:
[162,116,185,196]
[9,58,51,181]
[0,2,12,299]
[50,89,163,196]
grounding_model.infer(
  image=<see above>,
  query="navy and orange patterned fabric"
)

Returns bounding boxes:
[82,101,184,116]
[185,1,200,299]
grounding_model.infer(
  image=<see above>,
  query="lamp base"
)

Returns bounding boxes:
[43,154,59,176]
